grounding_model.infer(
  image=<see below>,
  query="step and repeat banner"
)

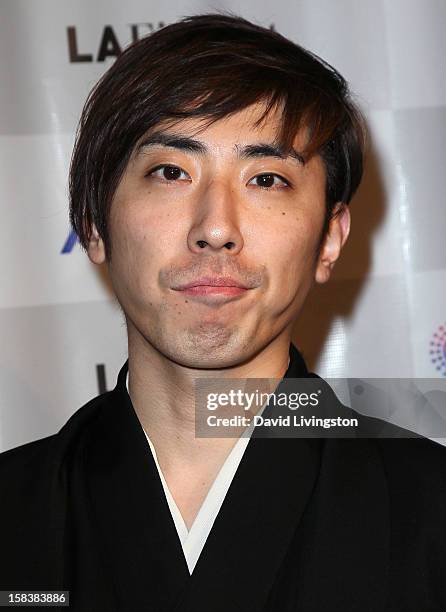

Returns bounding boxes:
[1,0,445,451]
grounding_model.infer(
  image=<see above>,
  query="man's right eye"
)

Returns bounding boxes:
[146,164,191,182]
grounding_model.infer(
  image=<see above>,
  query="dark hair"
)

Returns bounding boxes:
[69,12,366,259]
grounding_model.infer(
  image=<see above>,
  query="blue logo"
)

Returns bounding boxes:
[61,230,78,254]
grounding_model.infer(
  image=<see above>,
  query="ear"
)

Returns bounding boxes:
[315,203,351,284]
[87,224,106,265]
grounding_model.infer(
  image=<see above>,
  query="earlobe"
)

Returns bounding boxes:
[315,203,351,284]
[87,224,106,265]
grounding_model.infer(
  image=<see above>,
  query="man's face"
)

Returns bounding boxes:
[88,102,349,368]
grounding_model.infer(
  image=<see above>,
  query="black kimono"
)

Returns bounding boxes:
[1,344,446,611]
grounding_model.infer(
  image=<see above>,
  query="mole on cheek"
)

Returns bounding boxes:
[282,212,286,215]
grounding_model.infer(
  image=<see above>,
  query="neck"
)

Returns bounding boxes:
[126,324,292,471]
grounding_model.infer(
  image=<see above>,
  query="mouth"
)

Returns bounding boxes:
[172,276,255,305]
[178,285,248,296]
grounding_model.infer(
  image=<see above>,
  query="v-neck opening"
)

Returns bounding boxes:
[143,425,254,573]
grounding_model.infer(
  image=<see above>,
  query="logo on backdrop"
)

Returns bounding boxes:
[67,23,276,63]
[67,23,166,63]
[61,230,78,253]
[430,323,446,376]
[96,364,108,394]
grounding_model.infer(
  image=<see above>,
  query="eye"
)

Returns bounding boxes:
[146,164,191,182]
[248,173,290,190]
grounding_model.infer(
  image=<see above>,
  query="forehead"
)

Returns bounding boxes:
[143,102,280,139]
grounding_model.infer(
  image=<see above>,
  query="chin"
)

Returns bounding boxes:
[163,333,250,370]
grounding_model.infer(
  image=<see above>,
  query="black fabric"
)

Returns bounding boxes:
[1,344,446,611]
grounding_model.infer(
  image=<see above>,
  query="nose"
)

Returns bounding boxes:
[187,180,244,255]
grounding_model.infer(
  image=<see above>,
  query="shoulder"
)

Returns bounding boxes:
[347,410,446,498]
[0,390,114,485]
[364,435,446,546]
[0,435,55,478]
[374,435,446,489]
[0,390,116,589]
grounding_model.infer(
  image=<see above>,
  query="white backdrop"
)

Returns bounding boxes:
[1,0,445,451]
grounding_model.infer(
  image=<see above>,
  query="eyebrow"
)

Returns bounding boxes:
[134,131,305,166]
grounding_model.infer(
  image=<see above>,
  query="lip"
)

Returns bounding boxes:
[172,276,254,305]
[173,276,251,290]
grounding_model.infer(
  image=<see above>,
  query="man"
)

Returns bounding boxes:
[1,12,445,611]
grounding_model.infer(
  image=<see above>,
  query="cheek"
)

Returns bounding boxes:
[112,192,176,259]
[108,204,168,298]
[262,212,320,290]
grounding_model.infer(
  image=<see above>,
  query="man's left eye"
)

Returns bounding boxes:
[248,174,290,189]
